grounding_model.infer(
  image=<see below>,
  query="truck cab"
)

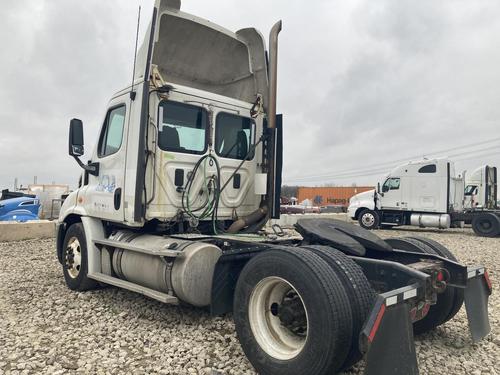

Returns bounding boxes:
[60,0,281,235]
[464,165,498,209]
[348,158,465,229]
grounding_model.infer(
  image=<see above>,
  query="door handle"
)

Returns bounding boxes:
[114,188,122,210]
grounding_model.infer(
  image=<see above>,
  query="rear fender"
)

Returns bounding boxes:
[359,264,491,375]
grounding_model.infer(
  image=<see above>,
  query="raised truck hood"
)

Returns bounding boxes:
[135,0,269,107]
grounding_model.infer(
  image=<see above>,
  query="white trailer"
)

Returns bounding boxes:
[348,158,500,237]
[56,2,491,374]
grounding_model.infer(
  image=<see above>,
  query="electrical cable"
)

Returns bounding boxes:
[285,140,500,184]
[285,137,500,183]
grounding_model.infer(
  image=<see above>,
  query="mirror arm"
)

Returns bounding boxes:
[73,156,99,176]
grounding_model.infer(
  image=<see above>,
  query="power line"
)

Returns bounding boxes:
[284,137,500,181]
[284,145,500,184]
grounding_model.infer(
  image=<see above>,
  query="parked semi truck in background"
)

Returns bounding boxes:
[56,1,491,374]
[464,165,498,210]
[348,158,500,237]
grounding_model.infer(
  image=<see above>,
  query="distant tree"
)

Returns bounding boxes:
[281,185,299,198]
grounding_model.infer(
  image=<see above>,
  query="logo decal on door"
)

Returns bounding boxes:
[96,175,116,193]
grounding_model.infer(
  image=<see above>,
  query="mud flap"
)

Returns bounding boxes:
[465,267,492,342]
[361,296,418,375]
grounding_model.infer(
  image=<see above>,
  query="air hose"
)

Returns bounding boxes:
[182,135,266,235]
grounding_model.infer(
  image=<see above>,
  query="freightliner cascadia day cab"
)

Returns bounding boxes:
[348,158,500,237]
[57,1,492,374]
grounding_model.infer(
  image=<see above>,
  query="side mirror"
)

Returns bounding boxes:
[69,119,84,157]
[68,118,99,176]
[377,182,384,197]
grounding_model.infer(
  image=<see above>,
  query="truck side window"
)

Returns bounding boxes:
[465,185,478,196]
[158,101,208,154]
[383,178,400,191]
[418,164,437,173]
[98,105,126,157]
[215,112,255,160]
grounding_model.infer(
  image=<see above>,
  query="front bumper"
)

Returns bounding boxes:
[347,205,358,219]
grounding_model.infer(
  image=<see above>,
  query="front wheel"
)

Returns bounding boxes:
[358,209,380,230]
[62,223,99,291]
[233,247,353,375]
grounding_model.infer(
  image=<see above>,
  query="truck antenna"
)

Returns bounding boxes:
[130,6,141,101]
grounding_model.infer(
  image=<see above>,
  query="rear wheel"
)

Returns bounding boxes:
[358,209,380,230]
[472,213,500,237]
[406,236,464,324]
[233,247,353,375]
[62,223,99,291]
[301,245,376,370]
[384,237,455,334]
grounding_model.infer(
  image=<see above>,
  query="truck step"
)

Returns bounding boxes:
[88,272,179,304]
[93,239,182,257]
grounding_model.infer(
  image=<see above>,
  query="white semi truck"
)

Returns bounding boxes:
[56,2,492,374]
[464,165,498,210]
[348,158,500,237]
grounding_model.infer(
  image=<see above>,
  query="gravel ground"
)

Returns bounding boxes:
[0,227,498,375]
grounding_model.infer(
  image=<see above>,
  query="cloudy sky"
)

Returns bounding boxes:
[1,0,499,190]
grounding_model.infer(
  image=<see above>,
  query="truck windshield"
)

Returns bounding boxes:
[158,101,208,154]
[215,112,255,160]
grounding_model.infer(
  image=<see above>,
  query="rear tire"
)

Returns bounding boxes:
[62,223,99,291]
[406,236,464,324]
[384,237,455,334]
[233,247,353,375]
[301,245,376,370]
[358,209,380,230]
[471,213,500,237]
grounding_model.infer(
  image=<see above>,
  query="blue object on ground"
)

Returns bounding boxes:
[0,196,40,222]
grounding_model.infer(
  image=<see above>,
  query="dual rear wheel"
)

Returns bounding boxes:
[385,236,464,334]
[233,246,374,375]
[471,213,500,237]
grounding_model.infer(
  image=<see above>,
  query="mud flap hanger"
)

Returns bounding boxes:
[360,285,420,375]
[465,266,492,342]
[360,268,491,375]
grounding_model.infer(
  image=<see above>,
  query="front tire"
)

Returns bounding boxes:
[358,209,380,230]
[62,223,99,291]
[233,247,353,375]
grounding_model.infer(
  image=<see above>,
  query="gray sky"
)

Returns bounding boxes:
[1,0,499,190]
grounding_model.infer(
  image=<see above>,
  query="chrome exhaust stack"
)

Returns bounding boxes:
[267,20,282,130]
[266,20,282,220]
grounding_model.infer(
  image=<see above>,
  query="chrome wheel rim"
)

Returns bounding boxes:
[248,276,308,360]
[65,237,82,279]
[362,212,375,227]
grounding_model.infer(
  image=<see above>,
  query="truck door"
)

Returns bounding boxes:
[380,177,402,210]
[83,98,129,222]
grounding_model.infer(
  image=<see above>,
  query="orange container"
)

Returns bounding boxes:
[296,186,374,207]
